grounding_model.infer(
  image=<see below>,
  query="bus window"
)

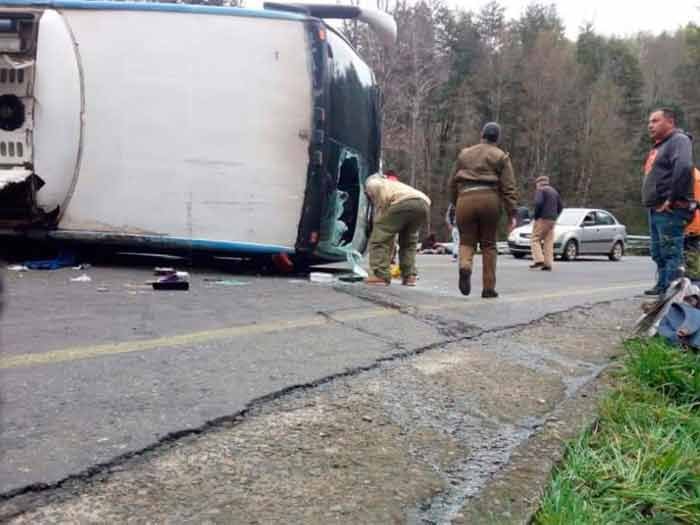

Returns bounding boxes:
[337,154,359,244]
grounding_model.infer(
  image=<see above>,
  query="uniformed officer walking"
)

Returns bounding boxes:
[449,122,518,298]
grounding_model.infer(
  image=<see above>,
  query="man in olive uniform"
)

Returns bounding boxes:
[449,122,518,298]
[364,174,431,286]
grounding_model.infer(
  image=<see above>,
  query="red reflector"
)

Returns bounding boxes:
[310,231,319,243]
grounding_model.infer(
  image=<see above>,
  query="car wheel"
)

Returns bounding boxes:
[609,241,623,261]
[512,252,526,259]
[562,240,578,261]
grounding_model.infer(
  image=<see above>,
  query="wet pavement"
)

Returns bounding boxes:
[0,254,652,522]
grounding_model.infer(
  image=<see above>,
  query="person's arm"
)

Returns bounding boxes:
[556,192,563,216]
[669,135,694,203]
[533,190,544,220]
[499,154,518,219]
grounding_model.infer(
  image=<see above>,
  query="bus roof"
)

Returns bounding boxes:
[0,0,309,22]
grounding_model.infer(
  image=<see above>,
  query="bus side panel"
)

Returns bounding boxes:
[57,10,312,247]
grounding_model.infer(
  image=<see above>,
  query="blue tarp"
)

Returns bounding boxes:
[24,251,77,270]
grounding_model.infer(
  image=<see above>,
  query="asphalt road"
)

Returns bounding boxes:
[0,253,654,495]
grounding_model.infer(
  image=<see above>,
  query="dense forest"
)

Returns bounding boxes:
[340,1,700,236]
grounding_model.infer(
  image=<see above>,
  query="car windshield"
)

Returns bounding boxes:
[557,210,586,226]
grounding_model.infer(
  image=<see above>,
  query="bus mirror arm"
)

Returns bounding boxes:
[265,3,397,47]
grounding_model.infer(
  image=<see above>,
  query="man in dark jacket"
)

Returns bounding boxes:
[530,176,563,271]
[642,107,695,295]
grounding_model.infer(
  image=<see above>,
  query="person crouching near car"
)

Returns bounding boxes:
[530,176,563,271]
[364,174,431,287]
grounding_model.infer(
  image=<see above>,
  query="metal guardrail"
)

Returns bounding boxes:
[443,238,649,256]
[626,235,651,254]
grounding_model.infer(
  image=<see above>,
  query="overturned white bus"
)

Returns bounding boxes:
[0,1,395,264]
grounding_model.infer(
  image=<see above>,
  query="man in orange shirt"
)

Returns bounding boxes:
[642,108,694,295]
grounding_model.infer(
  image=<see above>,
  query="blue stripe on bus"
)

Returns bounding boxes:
[0,0,308,21]
[47,230,296,255]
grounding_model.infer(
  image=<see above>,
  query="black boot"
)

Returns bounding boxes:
[482,289,499,299]
[459,269,471,296]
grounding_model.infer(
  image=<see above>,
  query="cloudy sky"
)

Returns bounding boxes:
[251,1,699,40]
[462,0,699,39]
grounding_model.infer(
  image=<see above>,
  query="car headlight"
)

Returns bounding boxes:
[508,231,517,242]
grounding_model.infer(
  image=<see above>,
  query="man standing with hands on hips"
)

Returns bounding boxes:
[642,108,695,296]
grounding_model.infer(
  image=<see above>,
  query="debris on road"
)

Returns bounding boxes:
[24,251,77,271]
[203,278,249,286]
[309,272,335,283]
[152,270,190,291]
[70,274,92,283]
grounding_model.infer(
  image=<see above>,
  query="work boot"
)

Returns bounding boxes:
[366,276,390,286]
[482,289,499,299]
[402,276,417,287]
[529,262,544,269]
[459,269,471,296]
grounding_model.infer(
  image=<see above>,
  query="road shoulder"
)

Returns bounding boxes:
[1,299,640,523]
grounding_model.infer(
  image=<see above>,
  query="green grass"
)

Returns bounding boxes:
[535,338,700,525]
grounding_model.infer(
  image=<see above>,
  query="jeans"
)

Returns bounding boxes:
[649,209,687,290]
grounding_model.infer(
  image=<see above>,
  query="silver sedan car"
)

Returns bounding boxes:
[507,208,627,261]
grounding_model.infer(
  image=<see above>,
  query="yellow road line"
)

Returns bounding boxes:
[1,282,644,370]
[471,281,647,306]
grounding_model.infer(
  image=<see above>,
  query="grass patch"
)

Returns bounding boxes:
[535,337,700,524]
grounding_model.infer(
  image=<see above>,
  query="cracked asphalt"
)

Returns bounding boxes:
[0,254,652,522]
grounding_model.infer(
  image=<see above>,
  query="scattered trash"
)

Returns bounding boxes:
[70,274,92,283]
[346,250,368,279]
[97,287,109,292]
[204,278,249,286]
[309,272,335,284]
[152,270,190,291]
[338,273,364,283]
[658,302,700,348]
[635,277,700,337]
[124,283,152,290]
[6,264,28,272]
[25,250,77,270]
[72,264,91,271]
